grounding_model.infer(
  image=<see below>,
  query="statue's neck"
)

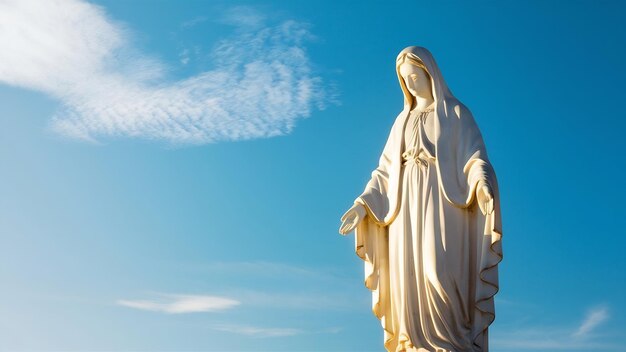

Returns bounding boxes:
[411,95,435,112]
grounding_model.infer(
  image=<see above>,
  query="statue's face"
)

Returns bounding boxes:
[399,62,431,98]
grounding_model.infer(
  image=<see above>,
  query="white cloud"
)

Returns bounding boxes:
[212,324,303,338]
[117,294,240,314]
[0,0,327,144]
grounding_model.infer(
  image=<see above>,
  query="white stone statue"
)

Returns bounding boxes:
[339,46,503,352]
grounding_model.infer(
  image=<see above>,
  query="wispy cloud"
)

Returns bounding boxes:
[0,0,328,144]
[492,305,620,350]
[573,306,609,338]
[117,294,240,314]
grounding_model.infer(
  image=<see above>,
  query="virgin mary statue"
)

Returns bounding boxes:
[339,46,503,352]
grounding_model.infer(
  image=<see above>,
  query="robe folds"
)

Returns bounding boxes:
[353,47,502,352]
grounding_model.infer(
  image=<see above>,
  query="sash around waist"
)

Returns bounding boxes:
[402,147,435,166]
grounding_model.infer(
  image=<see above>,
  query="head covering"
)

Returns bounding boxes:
[395,46,456,110]
[393,46,488,208]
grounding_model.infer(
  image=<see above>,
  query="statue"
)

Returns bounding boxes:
[339,46,502,352]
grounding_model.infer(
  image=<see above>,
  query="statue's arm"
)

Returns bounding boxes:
[355,128,396,224]
[340,113,403,233]
[339,150,392,235]
[455,104,496,214]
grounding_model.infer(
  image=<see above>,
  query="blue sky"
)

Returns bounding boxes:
[1,0,625,351]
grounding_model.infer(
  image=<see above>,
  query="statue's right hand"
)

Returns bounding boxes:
[339,202,367,236]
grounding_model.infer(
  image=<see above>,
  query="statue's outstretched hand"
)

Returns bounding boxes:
[339,202,367,236]
[476,180,494,216]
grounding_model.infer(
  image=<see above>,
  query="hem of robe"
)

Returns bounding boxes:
[354,196,502,352]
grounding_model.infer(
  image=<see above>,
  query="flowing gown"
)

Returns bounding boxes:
[387,107,475,352]
[353,47,501,352]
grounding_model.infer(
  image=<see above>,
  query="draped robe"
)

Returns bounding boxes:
[353,47,502,352]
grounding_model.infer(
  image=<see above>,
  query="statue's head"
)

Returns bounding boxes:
[395,46,454,110]
[396,53,433,107]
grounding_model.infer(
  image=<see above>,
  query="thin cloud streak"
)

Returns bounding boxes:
[117,294,240,314]
[573,306,609,338]
[0,0,328,144]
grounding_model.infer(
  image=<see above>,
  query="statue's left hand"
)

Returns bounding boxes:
[476,180,494,215]
[339,202,366,236]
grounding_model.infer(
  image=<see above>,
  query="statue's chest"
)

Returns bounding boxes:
[402,111,436,157]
